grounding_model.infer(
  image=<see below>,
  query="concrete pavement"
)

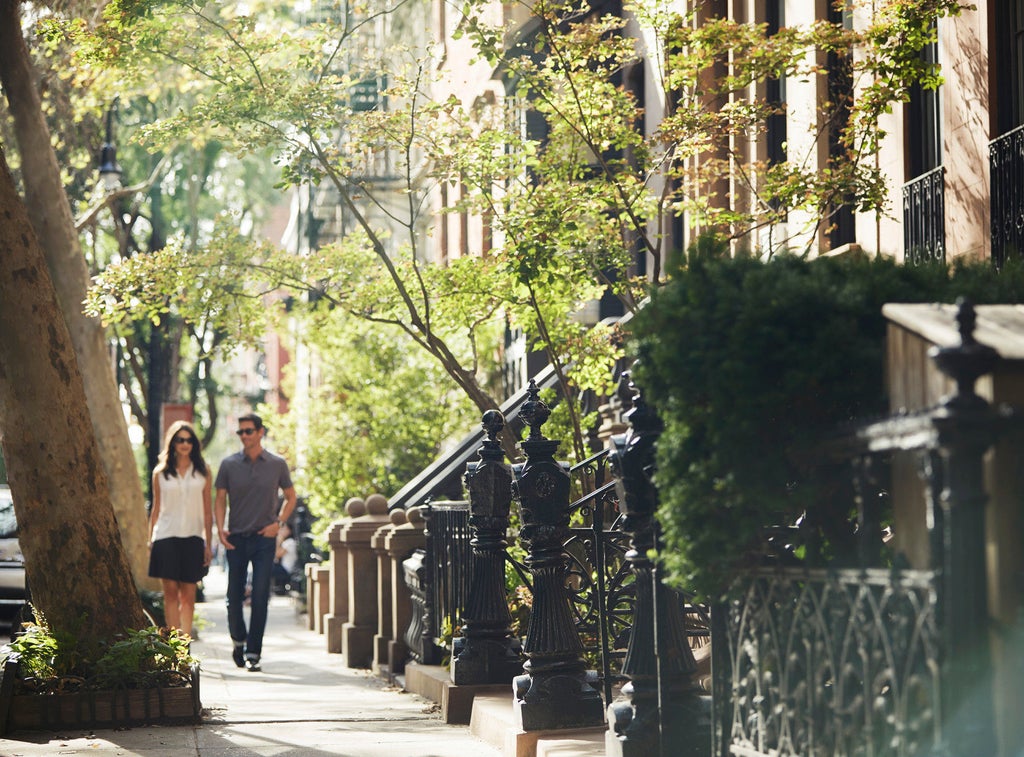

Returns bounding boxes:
[0,565,502,756]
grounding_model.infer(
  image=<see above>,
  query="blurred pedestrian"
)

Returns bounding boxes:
[148,421,213,638]
[215,413,296,672]
[272,522,298,595]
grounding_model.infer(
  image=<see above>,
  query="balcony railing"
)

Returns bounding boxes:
[902,165,945,265]
[990,124,1024,267]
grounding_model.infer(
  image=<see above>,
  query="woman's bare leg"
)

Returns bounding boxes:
[178,582,197,636]
[162,579,182,629]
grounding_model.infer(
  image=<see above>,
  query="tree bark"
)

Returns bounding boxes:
[0,1,154,590]
[0,146,148,639]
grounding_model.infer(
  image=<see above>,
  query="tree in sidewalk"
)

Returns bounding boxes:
[0,144,148,640]
[0,1,152,588]
[9,2,283,495]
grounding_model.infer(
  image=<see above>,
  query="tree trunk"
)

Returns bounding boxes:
[0,1,154,590]
[0,146,148,639]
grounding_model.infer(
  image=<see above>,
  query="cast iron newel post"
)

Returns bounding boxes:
[451,410,523,684]
[929,299,998,756]
[607,374,708,757]
[513,380,604,731]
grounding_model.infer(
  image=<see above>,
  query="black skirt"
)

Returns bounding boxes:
[148,536,207,583]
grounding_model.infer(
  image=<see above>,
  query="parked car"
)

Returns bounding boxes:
[0,486,27,627]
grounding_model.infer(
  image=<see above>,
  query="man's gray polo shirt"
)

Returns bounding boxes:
[215,449,293,534]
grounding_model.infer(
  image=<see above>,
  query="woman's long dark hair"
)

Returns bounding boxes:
[154,420,208,479]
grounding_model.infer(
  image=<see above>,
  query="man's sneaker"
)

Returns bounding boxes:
[232,646,245,668]
[244,655,261,672]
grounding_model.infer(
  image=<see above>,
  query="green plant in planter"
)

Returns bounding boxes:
[3,612,195,694]
[631,240,1024,600]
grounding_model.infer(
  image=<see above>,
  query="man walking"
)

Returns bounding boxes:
[215,413,297,671]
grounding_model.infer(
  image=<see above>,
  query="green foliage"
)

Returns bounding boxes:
[643,0,970,244]
[4,613,194,694]
[632,247,1024,600]
[259,309,479,533]
[72,0,971,472]
[92,627,193,689]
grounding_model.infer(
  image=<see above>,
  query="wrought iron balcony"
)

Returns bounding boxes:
[990,124,1024,267]
[902,165,945,265]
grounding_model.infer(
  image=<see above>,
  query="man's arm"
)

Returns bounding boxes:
[215,487,234,549]
[278,486,297,525]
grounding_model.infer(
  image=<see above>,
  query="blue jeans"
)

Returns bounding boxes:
[225,532,276,657]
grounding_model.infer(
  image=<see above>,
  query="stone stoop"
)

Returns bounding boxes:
[470,692,606,757]
[403,662,510,724]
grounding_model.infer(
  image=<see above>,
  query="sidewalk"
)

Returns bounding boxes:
[0,565,503,756]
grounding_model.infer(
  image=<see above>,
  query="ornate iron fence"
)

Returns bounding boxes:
[402,547,430,663]
[565,449,633,704]
[713,567,941,757]
[420,500,472,664]
[902,166,945,265]
[503,448,635,705]
[990,124,1024,267]
[712,300,1006,757]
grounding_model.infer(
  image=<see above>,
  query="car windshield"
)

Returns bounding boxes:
[0,490,16,540]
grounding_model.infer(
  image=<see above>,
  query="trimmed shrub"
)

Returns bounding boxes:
[631,245,1024,599]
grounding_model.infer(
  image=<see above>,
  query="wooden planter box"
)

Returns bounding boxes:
[0,657,201,735]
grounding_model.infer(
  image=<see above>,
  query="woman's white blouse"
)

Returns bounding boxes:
[152,466,207,541]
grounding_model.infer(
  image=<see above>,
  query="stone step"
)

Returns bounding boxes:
[404,662,511,724]
[470,691,607,757]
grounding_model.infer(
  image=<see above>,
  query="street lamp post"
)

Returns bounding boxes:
[98,99,122,192]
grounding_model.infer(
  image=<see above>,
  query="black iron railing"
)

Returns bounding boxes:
[421,500,472,664]
[903,166,945,265]
[990,124,1024,267]
[713,567,941,757]
[566,449,632,705]
[712,300,1007,757]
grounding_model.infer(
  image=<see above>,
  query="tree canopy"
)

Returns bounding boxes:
[75,0,969,474]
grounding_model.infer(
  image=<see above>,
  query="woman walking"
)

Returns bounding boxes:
[148,420,213,636]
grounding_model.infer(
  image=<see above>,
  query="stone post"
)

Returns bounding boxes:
[324,512,353,653]
[371,508,399,675]
[386,506,426,676]
[606,375,708,757]
[313,565,330,634]
[451,410,523,685]
[305,563,318,630]
[342,493,391,668]
[513,380,604,731]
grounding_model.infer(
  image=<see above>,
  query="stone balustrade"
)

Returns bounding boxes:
[340,493,391,668]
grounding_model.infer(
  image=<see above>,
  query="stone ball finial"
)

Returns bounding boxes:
[366,493,388,515]
[389,508,408,526]
[345,497,367,518]
[406,506,425,526]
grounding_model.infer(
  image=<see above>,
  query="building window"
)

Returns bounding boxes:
[765,0,786,169]
[907,31,941,178]
[903,25,944,265]
[991,0,1024,265]
[826,2,855,250]
[995,0,1024,134]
